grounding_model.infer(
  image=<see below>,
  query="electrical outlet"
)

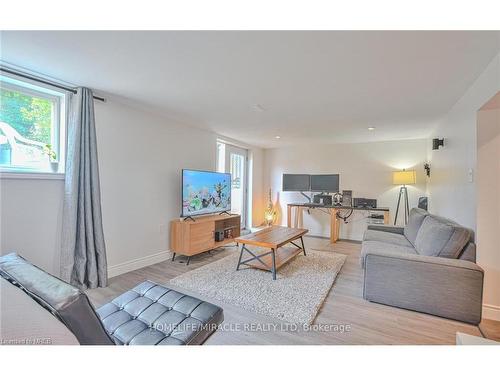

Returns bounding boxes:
[467,168,474,183]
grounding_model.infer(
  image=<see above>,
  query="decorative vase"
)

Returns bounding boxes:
[264,188,276,226]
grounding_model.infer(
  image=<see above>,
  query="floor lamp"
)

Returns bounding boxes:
[393,170,416,225]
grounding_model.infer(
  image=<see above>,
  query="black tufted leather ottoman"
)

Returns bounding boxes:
[96,280,223,345]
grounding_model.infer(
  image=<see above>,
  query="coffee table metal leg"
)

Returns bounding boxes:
[300,236,306,256]
[236,244,244,271]
[271,249,277,280]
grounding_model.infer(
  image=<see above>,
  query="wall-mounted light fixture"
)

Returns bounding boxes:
[424,163,431,177]
[432,138,445,150]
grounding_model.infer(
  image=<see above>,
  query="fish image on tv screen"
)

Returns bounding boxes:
[182,170,231,217]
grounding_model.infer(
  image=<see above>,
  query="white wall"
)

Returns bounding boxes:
[1,178,64,274]
[1,96,263,277]
[427,54,500,230]
[95,98,218,276]
[263,139,428,240]
[477,106,500,321]
[426,54,500,321]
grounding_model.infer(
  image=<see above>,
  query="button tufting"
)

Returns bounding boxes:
[98,281,223,345]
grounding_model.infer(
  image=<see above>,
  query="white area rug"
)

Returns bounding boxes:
[169,249,346,325]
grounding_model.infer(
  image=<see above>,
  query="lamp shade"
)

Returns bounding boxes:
[393,170,416,185]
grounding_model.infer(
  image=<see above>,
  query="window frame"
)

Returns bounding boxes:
[0,73,68,176]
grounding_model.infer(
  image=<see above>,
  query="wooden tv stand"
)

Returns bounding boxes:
[170,214,241,265]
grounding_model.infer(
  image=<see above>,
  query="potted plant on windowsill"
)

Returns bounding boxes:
[43,144,59,173]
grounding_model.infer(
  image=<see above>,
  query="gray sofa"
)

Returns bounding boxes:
[0,253,223,345]
[361,208,484,325]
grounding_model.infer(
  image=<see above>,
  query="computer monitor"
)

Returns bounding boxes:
[282,174,311,191]
[310,174,340,192]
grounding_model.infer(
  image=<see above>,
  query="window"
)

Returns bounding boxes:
[0,75,67,174]
[216,140,249,228]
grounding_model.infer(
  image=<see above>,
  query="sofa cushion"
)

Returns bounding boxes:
[363,229,413,248]
[404,208,429,247]
[415,216,472,258]
[96,280,224,345]
[360,240,418,268]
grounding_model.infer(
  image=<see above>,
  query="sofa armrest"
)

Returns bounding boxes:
[367,224,405,235]
[363,248,484,324]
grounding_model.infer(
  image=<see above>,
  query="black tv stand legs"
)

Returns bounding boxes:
[183,216,196,222]
[171,252,191,266]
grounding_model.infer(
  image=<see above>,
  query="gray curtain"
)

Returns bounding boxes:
[60,87,108,289]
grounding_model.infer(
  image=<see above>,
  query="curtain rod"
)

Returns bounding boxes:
[0,66,106,102]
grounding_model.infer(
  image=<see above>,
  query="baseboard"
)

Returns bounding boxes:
[305,233,362,243]
[483,303,500,321]
[107,250,171,278]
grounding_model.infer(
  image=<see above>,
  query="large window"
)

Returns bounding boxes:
[0,75,67,173]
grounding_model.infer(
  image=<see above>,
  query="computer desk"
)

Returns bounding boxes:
[286,203,390,243]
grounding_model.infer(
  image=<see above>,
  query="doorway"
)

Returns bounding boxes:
[216,141,249,229]
[476,91,500,322]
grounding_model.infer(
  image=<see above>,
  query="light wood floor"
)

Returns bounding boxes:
[86,237,499,344]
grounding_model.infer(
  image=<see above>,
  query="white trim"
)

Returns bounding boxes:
[0,171,65,180]
[107,250,172,278]
[483,303,500,321]
[222,142,249,229]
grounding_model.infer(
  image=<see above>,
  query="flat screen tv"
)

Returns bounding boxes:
[182,169,231,217]
[310,174,340,192]
[282,174,311,191]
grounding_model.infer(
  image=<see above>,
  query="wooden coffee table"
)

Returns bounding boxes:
[235,226,308,280]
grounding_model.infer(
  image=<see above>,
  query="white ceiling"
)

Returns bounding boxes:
[1,31,499,148]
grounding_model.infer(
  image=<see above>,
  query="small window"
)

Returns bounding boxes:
[0,75,67,173]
